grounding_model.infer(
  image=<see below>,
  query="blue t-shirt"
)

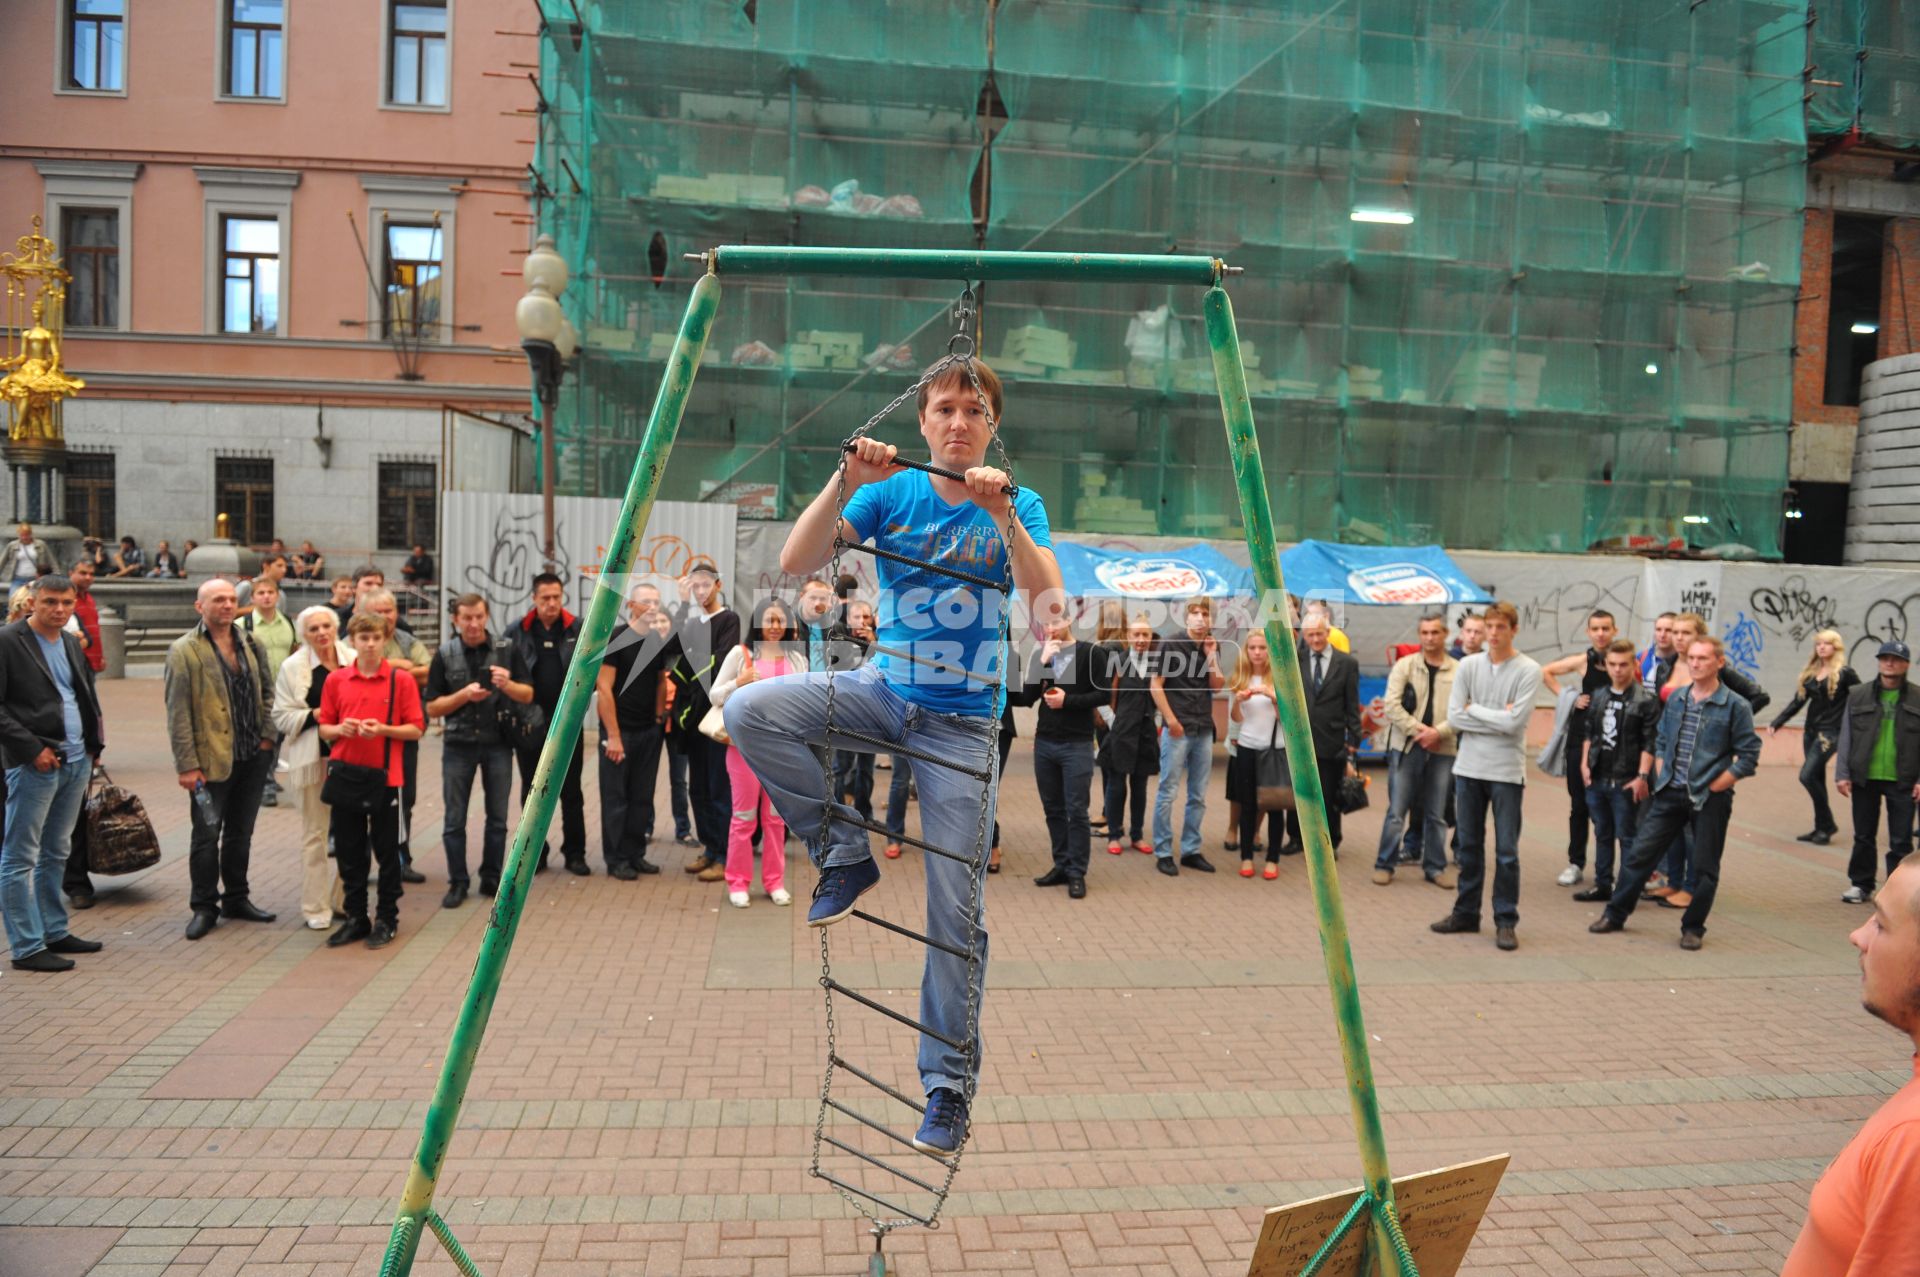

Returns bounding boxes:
[35,631,86,762]
[842,470,1051,716]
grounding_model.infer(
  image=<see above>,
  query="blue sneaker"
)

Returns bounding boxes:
[807,857,881,927]
[913,1087,968,1155]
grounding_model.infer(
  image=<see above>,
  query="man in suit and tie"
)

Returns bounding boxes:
[1298,612,1363,849]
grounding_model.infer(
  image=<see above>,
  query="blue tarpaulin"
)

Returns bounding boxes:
[1278,540,1491,606]
[1053,541,1255,599]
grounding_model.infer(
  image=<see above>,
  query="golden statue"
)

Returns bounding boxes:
[0,298,83,445]
[1,216,81,450]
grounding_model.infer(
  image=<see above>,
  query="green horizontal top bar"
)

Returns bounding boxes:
[705,245,1227,285]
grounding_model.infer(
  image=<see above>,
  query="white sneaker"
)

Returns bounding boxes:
[728,890,750,908]
[1841,885,1872,904]
[1557,864,1583,887]
[305,916,331,931]
[770,888,792,906]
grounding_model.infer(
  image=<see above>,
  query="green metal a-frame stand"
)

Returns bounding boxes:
[377,246,1420,1277]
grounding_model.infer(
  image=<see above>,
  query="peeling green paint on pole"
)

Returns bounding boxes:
[1204,285,1411,1277]
[379,271,722,1276]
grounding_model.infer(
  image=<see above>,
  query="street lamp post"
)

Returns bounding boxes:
[514,234,578,573]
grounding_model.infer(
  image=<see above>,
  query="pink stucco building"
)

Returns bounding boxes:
[0,0,532,570]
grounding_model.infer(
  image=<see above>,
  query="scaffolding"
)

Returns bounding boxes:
[533,0,1806,557]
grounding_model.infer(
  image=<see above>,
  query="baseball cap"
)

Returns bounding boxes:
[1877,640,1912,662]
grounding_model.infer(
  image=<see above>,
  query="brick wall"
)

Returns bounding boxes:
[1792,208,1854,427]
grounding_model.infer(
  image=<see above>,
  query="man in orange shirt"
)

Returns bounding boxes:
[1783,855,1920,1274]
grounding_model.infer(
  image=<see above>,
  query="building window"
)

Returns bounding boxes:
[215,457,274,545]
[388,1,449,107]
[65,0,125,92]
[60,208,118,329]
[64,454,116,541]
[383,222,443,339]
[220,215,280,334]
[377,461,437,551]
[224,0,284,98]
[1824,214,1888,408]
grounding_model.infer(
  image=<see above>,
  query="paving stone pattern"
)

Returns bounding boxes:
[0,680,1897,1275]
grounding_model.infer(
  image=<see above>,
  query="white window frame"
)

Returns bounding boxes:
[38,161,138,333]
[361,174,460,343]
[197,167,300,337]
[380,0,454,114]
[55,0,129,98]
[215,0,289,105]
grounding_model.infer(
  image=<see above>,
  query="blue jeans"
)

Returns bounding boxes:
[1452,774,1522,926]
[1584,778,1639,891]
[725,664,995,1094]
[1153,727,1213,859]
[442,740,512,887]
[1376,748,1453,875]
[1,755,92,960]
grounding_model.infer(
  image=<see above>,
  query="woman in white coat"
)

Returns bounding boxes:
[274,606,346,929]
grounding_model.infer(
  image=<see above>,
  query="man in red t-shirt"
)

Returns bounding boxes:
[1783,855,1920,1274]
[317,613,424,950]
[67,559,104,674]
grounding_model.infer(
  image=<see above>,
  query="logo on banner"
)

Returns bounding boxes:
[1347,562,1450,605]
[1095,557,1207,597]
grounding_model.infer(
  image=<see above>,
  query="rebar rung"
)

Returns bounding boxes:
[812,1170,934,1226]
[850,909,974,959]
[821,1134,945,1195]
[826,729,993,782]
[830,1053,928,1114]
[827,811,981,868]
[823,978,971,1051]
[824,1097,956,1166]
[858,637,1000,685]
[839,539,1010,593]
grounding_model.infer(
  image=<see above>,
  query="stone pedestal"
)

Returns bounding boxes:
[183,538,262,581]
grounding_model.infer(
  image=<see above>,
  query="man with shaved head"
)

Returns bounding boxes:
[164,577,279,940]
[1783,856,1920,1272]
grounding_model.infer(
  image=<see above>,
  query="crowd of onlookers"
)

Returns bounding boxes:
[0,550,1915,969]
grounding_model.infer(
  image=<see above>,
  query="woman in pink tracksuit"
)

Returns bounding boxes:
[709,596,806,908]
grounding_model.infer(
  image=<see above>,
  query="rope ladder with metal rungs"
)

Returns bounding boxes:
[376,246,1443,1277]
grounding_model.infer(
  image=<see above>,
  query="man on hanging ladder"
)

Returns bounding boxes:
[725,357,1063,1156]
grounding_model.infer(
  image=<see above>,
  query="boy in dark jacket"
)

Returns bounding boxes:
[1576,639,1661,903]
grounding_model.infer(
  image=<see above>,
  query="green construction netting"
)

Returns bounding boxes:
[1809,1,1920,147]
[536,0,1806,557]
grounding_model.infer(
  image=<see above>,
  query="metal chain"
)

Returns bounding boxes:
[810,283,1025,1238]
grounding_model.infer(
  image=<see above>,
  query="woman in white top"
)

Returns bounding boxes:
[272,606,346,929]
[709,597,807,908]
[1227,629,1284,878]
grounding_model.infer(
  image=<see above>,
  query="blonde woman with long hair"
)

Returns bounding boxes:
[1227,628,1284,877]
[1766,628,1859,845]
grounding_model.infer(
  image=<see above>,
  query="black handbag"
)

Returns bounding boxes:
[1254,747,1296,812]
[1336,768,1371,815]
[321,670,395,812]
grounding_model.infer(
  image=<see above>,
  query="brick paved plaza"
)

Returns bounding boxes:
[0,679,1895,1276]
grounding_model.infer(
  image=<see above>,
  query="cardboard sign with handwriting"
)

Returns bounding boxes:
[1246,1154,1509,1277]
